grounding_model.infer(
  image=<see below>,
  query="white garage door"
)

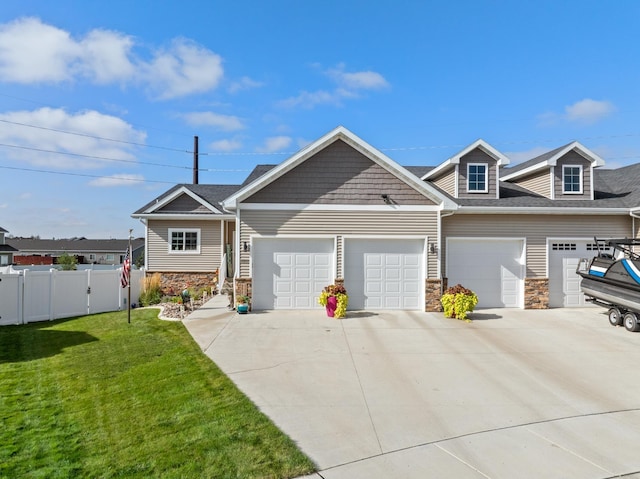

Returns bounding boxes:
[252,238,334,310]
[447,239,524,308]
[548,240,605,307]
[344,239,424,310]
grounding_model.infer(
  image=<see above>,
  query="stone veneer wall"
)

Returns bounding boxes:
[152,272,219,296]
[524,278,549,309]
[234,278,253,301]
[425,279,443,312]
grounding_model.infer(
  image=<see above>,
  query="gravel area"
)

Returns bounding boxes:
[154,298,209,320]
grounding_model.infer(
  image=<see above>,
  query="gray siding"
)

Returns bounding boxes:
[514,169,552,198]
[554,152,592,200]
[442,214,631,277]
[432,168,456,197]
[147,219,222,272]
[246,140,435,205]
[457,150,498,198]
[239,209,438,278]
[158,193,211,213]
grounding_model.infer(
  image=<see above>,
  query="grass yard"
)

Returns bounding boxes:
[0,309,316,478]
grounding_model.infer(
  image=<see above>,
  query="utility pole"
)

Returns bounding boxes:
[193,135,199,184]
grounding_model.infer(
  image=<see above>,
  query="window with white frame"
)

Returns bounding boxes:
[169,228,200,253]
[563,165,582,194]
[467,163,488,192]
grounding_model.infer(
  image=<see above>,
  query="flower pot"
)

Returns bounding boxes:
[237,303,249,314]
[325,296,337,317]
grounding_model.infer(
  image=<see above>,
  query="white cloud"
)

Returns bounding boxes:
[257,136,292,153]
[0,107,146,169]
[279,63,389,109]
[209,138,242,151]
[88,173,145,187]
[181,111,244,131]
[328,64,389,90]
[0,17,80,83]
[565,99,615,124]
[143,38,224,100]
[228,76,263,93]
[537,98,615,126]
[0,17,224,99]
[278,90,340,109]
[79,29,136,84]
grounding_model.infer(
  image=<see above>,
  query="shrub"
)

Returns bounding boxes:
[441,284,478,322]
[139,273,163,306]
[318,284,348,319]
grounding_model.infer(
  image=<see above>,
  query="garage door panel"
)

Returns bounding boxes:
[345,239,424,310]
[447,239,524,308]
[253,239,334,310]
[548,241,597,308]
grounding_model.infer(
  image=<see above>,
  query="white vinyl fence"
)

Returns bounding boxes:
[0,267,144,326]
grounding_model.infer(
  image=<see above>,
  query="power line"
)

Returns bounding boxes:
[0,118,192,154]
[0,164,174,184]
[0,142,251,172]
[0,142,188,169]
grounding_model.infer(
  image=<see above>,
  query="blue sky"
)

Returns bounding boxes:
[1,1,639,238]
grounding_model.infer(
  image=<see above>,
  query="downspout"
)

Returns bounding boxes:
[630,210,640,239]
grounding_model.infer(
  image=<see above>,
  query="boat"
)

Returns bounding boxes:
[576,238,640,332]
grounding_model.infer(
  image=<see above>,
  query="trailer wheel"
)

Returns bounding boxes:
[624,312,640,332]
[608,308,623,326]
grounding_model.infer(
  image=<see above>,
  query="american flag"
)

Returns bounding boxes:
[120,247,131,288]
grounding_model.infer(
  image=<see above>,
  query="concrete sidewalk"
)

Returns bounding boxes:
[183,304,640,478]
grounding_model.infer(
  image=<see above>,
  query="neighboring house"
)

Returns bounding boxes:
[7,237,145,266]
[0,227,18,266]
[132,126,640,311]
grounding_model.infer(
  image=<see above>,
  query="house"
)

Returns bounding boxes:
[0,227,18,266]
[7,237,145,266]
[132,126,640,311]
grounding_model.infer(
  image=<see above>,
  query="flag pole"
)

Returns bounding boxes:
[128,229,132,324]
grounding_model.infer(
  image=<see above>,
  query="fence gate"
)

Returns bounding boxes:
[0,268,144,325]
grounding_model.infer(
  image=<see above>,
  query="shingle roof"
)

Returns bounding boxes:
[241,165,277,186]
[133,183,242,215]
[502,143,573,176]
[404,166,435,178]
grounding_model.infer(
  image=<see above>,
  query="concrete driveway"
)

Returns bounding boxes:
[183,297,640,478]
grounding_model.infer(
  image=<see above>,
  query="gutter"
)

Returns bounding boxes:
[455,206,631,215]
[131,213,236,221]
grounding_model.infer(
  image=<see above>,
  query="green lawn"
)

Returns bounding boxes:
[0,309,316,478]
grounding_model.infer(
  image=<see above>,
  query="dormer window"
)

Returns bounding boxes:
[467,163,488,193]
[563,165,583,194]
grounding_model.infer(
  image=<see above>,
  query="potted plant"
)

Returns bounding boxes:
[318,284,348,319]
[440,284,478,322]
[236,295,251,314]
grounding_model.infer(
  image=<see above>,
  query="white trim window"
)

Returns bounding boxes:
[467,163,488,193]
[169,228,201,254]
[563,165,583,194]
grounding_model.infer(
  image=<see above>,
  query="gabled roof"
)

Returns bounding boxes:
[421,139,510,180]
[0,226,8,233]
[222,126,457,210]
[501,141,605,181]
[132,184,242,217]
